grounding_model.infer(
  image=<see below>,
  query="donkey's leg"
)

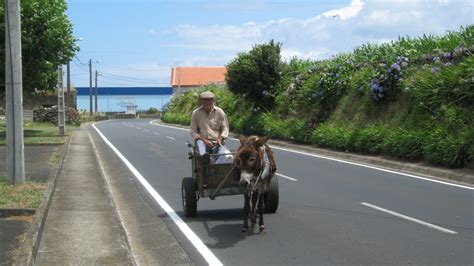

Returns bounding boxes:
[258,192,265,231]
[251,191,259,224]
[242,192,250,232]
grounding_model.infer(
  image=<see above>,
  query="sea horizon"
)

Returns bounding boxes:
[75,87,173,112]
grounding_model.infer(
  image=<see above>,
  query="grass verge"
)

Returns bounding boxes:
[0,122,77,145]
[0,177,48,209]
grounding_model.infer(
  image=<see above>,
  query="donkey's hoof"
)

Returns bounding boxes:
[259,225,265,232]
[241,227,248,233]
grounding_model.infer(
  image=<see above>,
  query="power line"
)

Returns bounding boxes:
[99,75,170,85]
[100,71,165,83]
[72,59,89,72]
[74,56,88,66]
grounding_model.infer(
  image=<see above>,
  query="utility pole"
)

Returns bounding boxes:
[89,59,93,116]
[94,70,98,113]
[66,62,71,108]
[5,0,25,184]
[57,65,65,135]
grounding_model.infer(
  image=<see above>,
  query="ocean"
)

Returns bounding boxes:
[75,87,172,112]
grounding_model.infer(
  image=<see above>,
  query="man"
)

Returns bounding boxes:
[190,91,232,164]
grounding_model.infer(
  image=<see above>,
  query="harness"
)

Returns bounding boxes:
[251,146,271,192]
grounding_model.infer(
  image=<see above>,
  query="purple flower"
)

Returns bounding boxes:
[443,52,452,59]
[371,82,380,92]
[432,57,440,63]
[391,63,401,72]
[431,67,439,74]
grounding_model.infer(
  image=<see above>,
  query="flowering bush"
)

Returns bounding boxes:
[66,108,81,126]
[368,56,409,101]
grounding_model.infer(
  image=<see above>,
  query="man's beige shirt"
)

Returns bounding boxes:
[190,105,229,141]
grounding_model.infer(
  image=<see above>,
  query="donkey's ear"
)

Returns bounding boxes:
[239,135,247,145]
[255,136,270,147]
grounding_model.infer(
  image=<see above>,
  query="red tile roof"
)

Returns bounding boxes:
[171,67,227,87]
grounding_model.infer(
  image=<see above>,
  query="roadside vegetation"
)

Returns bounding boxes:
[0,122,78,145]
[0,177,47,208]
[163,25,474,169]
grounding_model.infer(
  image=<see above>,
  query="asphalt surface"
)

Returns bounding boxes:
[94,119,474,265]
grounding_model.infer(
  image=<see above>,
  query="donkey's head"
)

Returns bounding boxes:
[234,135,270,188]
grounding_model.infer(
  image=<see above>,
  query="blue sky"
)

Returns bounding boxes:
[67,0,473,87]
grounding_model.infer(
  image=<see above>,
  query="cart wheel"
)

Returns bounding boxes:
[182,177,197,217]
[264,176,279,213]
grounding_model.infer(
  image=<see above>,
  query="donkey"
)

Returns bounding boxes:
[233,135,277,232]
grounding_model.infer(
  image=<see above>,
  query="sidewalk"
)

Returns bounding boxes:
[34,127,133,265]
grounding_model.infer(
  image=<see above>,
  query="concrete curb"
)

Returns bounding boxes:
[0,208,36,217]
[151,119,474,186]
[13,135,72,265]
[0,143,64,146]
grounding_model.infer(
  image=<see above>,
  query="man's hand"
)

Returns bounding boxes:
[202,138,213,148]
[216,136,224,146]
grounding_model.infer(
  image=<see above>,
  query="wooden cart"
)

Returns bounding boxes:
[181,142,279,217]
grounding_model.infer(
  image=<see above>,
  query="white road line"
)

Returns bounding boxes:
[167,136,176,140]
[276,173,298,181]
[150,120,188,131]
[92,123,223,266]
[361,202,458,234]
[144,129,150,132]
[148,121,473,190]
[136,127,141,130]
[153,132,160,136]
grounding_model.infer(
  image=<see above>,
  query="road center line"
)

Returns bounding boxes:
[276,173,298,181]
[93,123,223,266]
[361,202,458,234]
[167,136,176,140]
[153,132,160,135]
[144,129,150,132]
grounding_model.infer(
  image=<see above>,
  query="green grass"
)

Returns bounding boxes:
[0,122,77,144]
[0,177,48,209]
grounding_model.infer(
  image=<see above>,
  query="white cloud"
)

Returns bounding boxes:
[166,0,473,67]
[323,0,365,20]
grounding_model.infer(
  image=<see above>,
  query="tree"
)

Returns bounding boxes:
[0,0,79,97]
[226,40,283,109]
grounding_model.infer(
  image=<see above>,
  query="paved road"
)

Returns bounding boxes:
[94,119,474,265]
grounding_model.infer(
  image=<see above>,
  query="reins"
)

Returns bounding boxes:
[251,146,266,192]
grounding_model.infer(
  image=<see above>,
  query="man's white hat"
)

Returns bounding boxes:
[200,91,214,99]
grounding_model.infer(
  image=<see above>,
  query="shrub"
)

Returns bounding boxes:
[258,112,307,142]
[412,56,474,111]
[423,127,472,168]
[383,128,425,160]
[310,123,351,150]
[226,40,283,109]
[162,112,190,125]
[146,107,159,114]
[66,108,81,126]
[349,125,386,154]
